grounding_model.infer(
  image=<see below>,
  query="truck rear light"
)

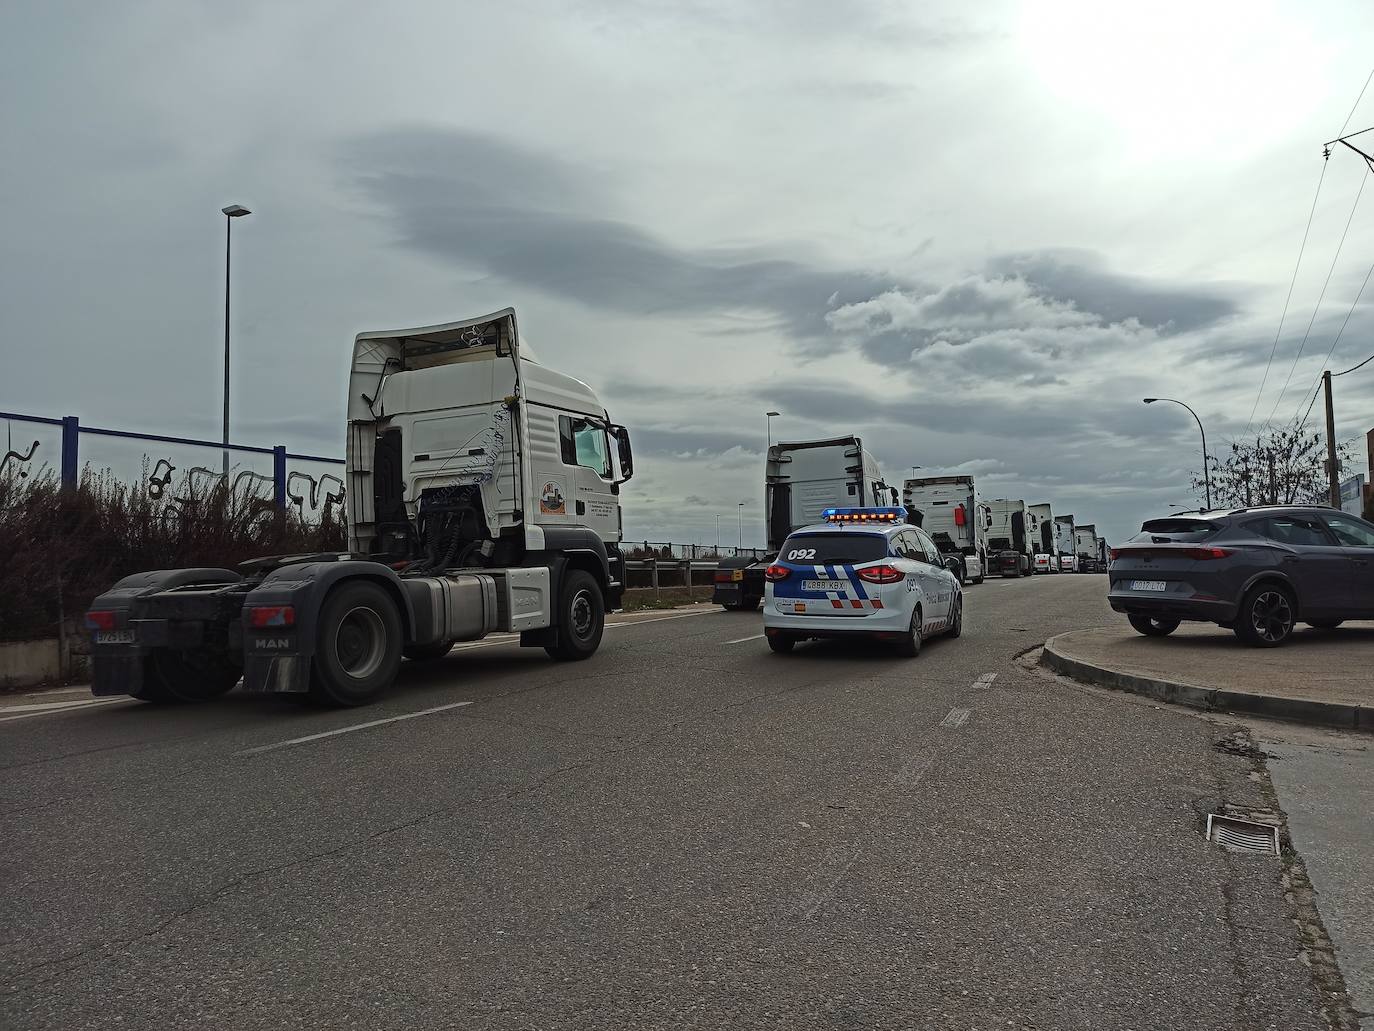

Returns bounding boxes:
[764,564,790,581]
[248,605,295,628]
[1182,547,1232,560]
[85,611,116,631]
[713,569,744,583]
[857,564,903,584]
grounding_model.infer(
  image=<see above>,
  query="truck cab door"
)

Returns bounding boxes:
[557,415,620,542]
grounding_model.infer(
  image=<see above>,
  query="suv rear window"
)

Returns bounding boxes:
[1132,518,1221,543]
[779,533,888,564]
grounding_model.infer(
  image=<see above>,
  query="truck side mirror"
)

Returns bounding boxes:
[609,424,634,482]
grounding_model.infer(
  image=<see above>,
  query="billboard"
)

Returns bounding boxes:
[1339,473,1365,515]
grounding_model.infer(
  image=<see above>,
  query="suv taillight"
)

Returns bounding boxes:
[765,564,790,582]
[1182,547,1232,560]
[857,564,903,584]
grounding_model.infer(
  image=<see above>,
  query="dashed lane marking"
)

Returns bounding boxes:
[725,634,766,645]
[940,707,971,728]
[236,701,475,757]
[0,698,129,723]
[973,672,998,689]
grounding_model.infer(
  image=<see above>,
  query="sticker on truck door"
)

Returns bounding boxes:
[540,480,566,515]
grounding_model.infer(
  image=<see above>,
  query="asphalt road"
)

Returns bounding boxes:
[0,576,1343,1029]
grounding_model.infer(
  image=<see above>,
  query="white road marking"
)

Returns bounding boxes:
[605,610,716,629]
[725,634,765,645]
[973,672,998,689]
[940,707,971,728]
[236,701,475,757]
[438,609,716,652]
[0,698,129,723]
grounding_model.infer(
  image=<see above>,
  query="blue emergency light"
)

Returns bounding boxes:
[821,506,907,523]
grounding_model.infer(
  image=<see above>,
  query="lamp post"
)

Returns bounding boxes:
[766,410,780,448]
[1143,397,1211,510]
[715,514,720,552]
[737,501,745,549]
[221,204,251,474]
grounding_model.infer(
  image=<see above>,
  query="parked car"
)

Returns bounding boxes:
[1108,506,1374,646]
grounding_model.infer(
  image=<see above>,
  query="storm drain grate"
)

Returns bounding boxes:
[1206,814,1280,855]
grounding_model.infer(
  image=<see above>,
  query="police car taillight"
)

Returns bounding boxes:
[764,564,790,581]
[857,564,902,584]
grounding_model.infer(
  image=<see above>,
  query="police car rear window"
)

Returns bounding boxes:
[780,533,887,564]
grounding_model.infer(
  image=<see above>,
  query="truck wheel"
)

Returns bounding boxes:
[310,581,403,706]
[404,641,454,662]
[546,570,605,661]
[894,607,923,657]
[139,649,241,703]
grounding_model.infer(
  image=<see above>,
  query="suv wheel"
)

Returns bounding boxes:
[1127,614,1180,637]
[1233,583,1296,648]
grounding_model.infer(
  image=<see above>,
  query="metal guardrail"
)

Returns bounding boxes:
[622,557,748,598]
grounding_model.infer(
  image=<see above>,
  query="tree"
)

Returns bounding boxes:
[1191,427,1353,509]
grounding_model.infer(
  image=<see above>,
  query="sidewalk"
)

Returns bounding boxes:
[1043,622,1374,730]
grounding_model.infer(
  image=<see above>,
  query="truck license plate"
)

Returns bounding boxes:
[1131,580,1166,592]
[95,630,135,644]
[802,579,847,592]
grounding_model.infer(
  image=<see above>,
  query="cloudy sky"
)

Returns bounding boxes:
[4,0,1374,546]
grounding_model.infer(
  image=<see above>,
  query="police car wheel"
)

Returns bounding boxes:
[947,595,963,638]
[766,632,795,653]
[894,607,922,657]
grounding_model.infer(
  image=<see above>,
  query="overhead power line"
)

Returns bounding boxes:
[1246,159,1328,432]
[1339,67,1374,136]
[1264,168,1369,428]
[1333,351,1374,377]
[1291,252,1374,429]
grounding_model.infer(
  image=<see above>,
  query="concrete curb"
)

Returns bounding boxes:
[1041,631,1372,731]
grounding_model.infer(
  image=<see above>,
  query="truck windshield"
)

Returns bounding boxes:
[779,533,887,564]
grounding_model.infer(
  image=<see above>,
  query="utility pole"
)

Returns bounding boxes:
[1267,449,1277,506]
[1324,369,1341,508]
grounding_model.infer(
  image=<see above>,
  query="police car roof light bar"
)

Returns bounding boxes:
[821,506,908,523]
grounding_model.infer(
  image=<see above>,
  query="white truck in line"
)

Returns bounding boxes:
[903,475,988,585]
[984,499,1033,577]
[1027,502,1058,573]
[85,308,635,706]
[1054,514,1078,572]
[1075,524,1100,572]
[712,436,900,610]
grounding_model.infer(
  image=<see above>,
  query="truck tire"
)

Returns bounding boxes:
[545,570,605,661]
[138,649,241,703]
[309,581,404,706]
[404,641,454,662]
[1020,561,1032,578]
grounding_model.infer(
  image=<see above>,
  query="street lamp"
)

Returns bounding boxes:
[766,411,780,447]
[715,514,720,552]
[1143,397,1211,510]
[221,204,251,474]
[737,501,746,549]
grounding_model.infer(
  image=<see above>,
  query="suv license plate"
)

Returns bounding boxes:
[802,579,848,592]
[1131,580,1166,592]
[95,630,136,644]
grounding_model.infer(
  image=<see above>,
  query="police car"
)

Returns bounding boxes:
[763,507,963,656]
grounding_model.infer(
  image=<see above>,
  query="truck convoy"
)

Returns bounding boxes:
[1075,524,1100,572]
[984,499,1033,577]
[1027,503,1057,573]
[712,436,899,610]
[903,475,987,584]
[84,308,636,706]
[1054,514,1078,572]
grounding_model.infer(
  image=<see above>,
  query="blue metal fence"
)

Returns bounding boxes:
[1,410,343,514]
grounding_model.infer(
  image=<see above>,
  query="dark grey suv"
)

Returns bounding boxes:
[1108,506,1374,646]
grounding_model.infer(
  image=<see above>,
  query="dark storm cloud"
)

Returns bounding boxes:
[986,250,1238,332]
[343,127,903,340]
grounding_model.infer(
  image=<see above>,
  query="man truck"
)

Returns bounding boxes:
[1054,514,1078,573]
[984,499,1033,577]
[85,308,635,707]
[712,436,899,610]
[1075,524,1100,572]
[903,475,987,585]
[1027,502,1057,573]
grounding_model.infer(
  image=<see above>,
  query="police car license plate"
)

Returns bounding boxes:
[1131,580,1166,592]
[802,579,848,592]
[96,630,135,644]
